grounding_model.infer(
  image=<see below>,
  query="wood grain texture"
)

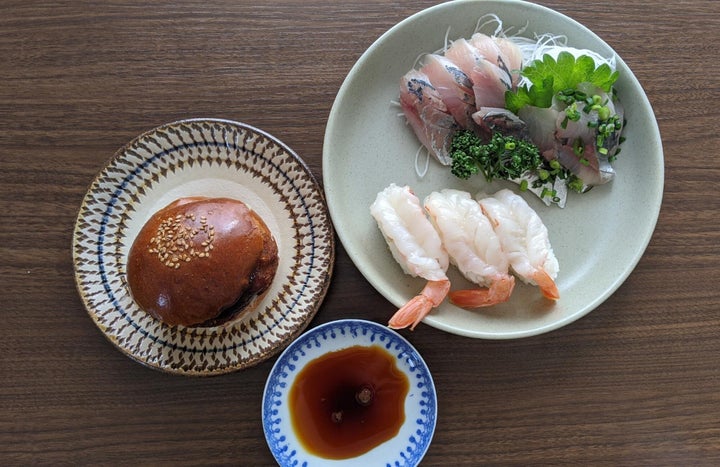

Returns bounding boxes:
[1,0,719,465]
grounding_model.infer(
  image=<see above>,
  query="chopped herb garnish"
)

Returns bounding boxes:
[449,130,542,183]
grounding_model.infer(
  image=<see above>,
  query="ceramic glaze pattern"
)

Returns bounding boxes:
[263,319,437,467]
[72,119,334,375]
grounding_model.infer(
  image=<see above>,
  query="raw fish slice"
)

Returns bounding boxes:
[472,107,530,141]
[491,36,523,86]
[518,105,559,153]
[445,35,514,109]
[399,69,458,165]
[468,58,512,109]
[468,33,521,87]
[444,38,485,78]
[550,143,615,187]
[555,86,617,144]
[468,33,504,66]
[420,54,477,130]
[477,189,559,300]
[546,85,622,187]
[567,84,625,161]
[520,84,623,189]
[554,105,598,144]
[551,106,615,187]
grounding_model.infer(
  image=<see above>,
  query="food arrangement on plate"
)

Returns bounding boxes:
[323,0,663,339]
[72,119,334,375]
[369,13,628,330]
[399,15,625,208]
[71,1,663,465]
[372,184,559,330]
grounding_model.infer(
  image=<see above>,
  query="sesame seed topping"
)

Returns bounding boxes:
[148,210,216,269]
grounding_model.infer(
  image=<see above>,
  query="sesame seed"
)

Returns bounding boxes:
[147,210,217,268]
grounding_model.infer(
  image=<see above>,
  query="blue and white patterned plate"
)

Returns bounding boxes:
[72,118,335,375]
[263,319,437,466]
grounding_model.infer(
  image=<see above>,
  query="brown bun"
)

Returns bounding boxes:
[126,197,278,327]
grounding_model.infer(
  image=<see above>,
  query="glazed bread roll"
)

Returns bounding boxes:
[126,197,278,327]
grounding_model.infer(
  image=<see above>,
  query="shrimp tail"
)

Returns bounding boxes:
[449,275,515,308]
[533,270,559,300]
[388,295,435,330]
[388,279,450,330]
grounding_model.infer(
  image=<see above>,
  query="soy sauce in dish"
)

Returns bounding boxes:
[289,345,409,459]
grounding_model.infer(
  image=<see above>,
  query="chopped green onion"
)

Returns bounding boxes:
[566,103,581,121]
[573,139,584,156]
[598,106,611,121]
[568,177,585,192]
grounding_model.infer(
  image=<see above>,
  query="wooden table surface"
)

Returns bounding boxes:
[2,0,719,465]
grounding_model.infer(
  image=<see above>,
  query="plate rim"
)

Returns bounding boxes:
[322,0,664,339]
[72,117,335,375]
[261,318,437,466]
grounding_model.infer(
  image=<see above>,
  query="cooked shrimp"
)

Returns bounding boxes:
[477,189,560,300]
[370,184,451,330]
[387,279,451,330]
[424,189,515,308]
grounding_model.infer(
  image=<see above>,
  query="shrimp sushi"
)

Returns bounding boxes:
[370,184,451,330]
[477,189,560,300]
[424,189,515,308]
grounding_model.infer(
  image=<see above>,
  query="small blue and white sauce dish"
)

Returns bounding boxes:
[262,319,437,466]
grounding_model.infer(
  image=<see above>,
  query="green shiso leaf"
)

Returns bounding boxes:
[506,51,619,113]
